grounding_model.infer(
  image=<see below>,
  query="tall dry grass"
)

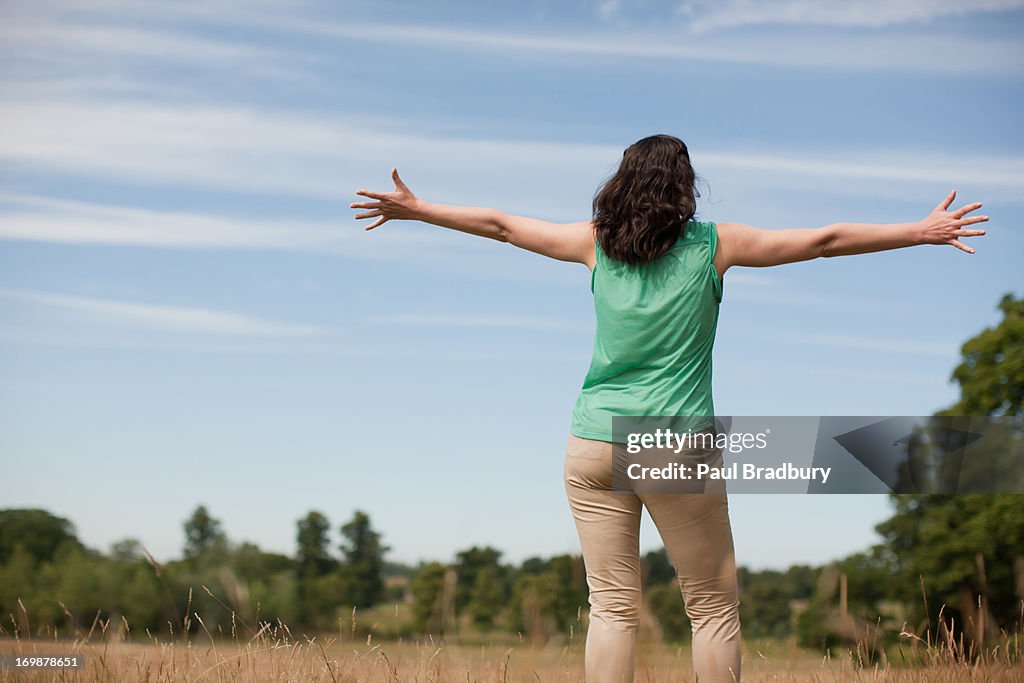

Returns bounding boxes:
[1,586,1022,681]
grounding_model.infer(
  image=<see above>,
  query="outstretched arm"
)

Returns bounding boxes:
[714,190,988,276]
[350,168,595,268]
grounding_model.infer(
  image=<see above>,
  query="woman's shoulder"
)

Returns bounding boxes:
[680,218,716,244]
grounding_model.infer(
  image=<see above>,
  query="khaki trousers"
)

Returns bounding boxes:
[563,433,743,683]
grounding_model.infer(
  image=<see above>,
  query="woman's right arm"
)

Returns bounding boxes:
[713,190,988,277]
[351,167,595,268]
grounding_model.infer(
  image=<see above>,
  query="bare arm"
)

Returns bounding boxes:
[350,167,595,268]
[714,190,988,277]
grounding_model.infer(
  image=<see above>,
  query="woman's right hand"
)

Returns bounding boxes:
[350,167,421,230]
[919,189,988,254]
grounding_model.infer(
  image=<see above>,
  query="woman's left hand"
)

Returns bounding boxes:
[350,167,420,230]
[918,189,988,253]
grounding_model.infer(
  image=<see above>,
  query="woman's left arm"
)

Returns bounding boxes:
[351,168,595,268]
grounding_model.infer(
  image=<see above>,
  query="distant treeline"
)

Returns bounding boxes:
[1,497,1022,653]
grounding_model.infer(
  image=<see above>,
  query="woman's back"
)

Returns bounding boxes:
[570,219,722,442]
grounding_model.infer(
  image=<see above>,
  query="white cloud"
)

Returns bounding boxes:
[0,100,352,200]
[1,22,297,66]
[0,287,319,337]
[675,0,1024,32]
[756,330,956,358]
[699,151,1024,192]
[0,191,444,255]
[730,360,945,387]
[0,96,1020,220]
[596,0,622,21]
[0,324,592,361]
[0,75,198,100]
[6,1,1021,79]
[253,15,1023,76]
[0,18,324,88]
[371,313,589,331]
[0,97,615,205]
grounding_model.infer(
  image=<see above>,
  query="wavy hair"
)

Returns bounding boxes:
[592,134,700,265]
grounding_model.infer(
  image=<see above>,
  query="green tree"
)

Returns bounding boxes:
[0,544,37,632]
[115,561,164,631]
[109,538,144,563]
[248,568,300,627]
[52,542,104,626]
[947,293,1023,416]
[454,546,504,613]
[0,509,80,564]
[410,562,447,634]
[875,495,1024,633]
[641,547,675,588]
[297,511,335,576]
[294,511,341,629]
[182,505,227,561]
[872,293,1024,647]
[738,565,818,639]
[646,581,690,642]
[509,571,560,645]
[232,542,294,582]
[454,548,505,622]
[507,555,588,643]
[338,510,388,608]
[468,565,507,630]
[545,555,589,632]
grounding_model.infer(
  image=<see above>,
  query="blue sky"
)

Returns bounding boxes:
[1,0,1021,571]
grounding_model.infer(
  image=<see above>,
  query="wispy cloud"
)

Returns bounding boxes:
[596,0,622,22]
[730,360,946,387]
[0,22,304,67]
[0,75,200,101]
[7,0,1020,79]
[0,323,591,361]
[755,330,957,358]
[674,0,1024,32]
[0,99,357,200]
[0,191,446,255]
[0,6,326,86]
[371,313,589,331]
[0,96,618,206]
[1,97,1020,214]
[255,16,1024,76]
[700,151,1024,193]
[722,282,914,315]
[0,287,319,336]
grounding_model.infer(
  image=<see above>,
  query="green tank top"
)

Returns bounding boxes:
[569,219,723,443]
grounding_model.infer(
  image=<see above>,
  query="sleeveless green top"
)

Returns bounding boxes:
[569,219,723,442]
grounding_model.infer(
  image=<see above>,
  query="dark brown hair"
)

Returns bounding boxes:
[592,134,700,265]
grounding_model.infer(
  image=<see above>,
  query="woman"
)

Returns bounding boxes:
[349,134,987,682]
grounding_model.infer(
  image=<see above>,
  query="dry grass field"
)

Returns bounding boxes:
[1,617,1022,682]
